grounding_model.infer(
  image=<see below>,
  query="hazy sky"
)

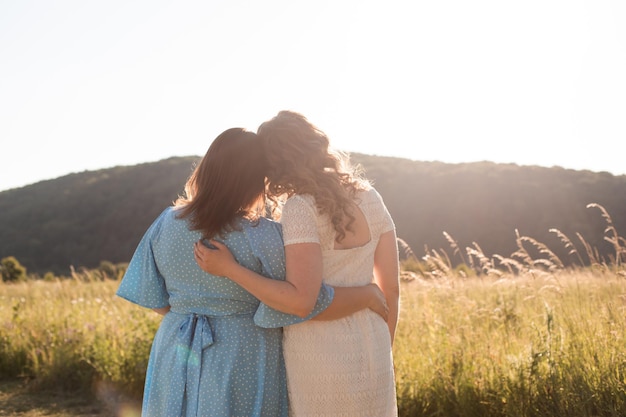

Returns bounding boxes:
[1,0,625,192]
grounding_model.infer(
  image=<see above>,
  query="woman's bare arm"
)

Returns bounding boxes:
[373,229,400,345]
[194,240,387,320]
[194,240,322,317]
[311,284,388,321]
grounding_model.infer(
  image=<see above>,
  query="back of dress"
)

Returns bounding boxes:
[280,187,398,417]
[116,207,334,417]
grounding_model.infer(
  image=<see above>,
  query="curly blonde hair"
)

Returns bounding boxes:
[257,111,370,242]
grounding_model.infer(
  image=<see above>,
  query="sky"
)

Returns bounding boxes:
[1,0,625,192]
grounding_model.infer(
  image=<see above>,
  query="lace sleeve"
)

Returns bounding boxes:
[369,188,395,236]
[281,195,320,245]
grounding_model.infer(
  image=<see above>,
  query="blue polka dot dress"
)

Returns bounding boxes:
[116,207,334,417]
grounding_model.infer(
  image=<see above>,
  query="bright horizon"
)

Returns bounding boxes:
[2,0,625,192]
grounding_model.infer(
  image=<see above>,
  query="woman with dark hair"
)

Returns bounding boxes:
[117,127,387,417]
[195,112,400,416]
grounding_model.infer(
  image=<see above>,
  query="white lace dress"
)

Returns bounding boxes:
[280,187,398,417]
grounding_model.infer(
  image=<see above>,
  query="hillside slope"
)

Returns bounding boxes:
[1,154,624,275]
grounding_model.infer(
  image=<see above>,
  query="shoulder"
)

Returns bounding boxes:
[360,187,395,233]
[357,186,384,205]
[280,195,321,243]
[147,206,177,235]
[241,216,283,237]
[285,194,316,208]
[255,216,282,232]
[161,206,178,220]
[282,194,318,220]
[158,206,190,231]
[241,216,285,253]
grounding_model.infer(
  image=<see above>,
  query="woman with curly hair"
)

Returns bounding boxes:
[195,111,400,416]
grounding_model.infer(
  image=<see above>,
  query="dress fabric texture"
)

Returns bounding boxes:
[280,187,398,417]
[116,207,334,417]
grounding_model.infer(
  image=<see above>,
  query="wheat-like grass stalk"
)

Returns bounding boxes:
[511,229,534,268]
[443,231,466,266]
[492,254,524,275]
[421,249,451,277]
[549,228,585,267]
[397,237,417,261]
[619,236,626,264]
[533,258,557,271]
[576,232,599,266]
[587,203,625,267]
[518,235,564,271]
[466,242,501,276]
[435,248,452,272]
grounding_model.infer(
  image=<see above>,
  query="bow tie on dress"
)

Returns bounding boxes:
[167,314,215,417]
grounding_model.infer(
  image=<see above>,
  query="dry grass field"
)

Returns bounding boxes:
[1,268,625,417]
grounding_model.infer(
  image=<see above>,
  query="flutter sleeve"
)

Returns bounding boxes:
[115,208,170,309]
[247,218,334,328]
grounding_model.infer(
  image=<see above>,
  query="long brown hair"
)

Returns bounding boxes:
[175,128,267,239]
[257,111,369,241]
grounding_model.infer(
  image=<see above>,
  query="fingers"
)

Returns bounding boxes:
[201,239,225,250]
[380,300,389,321]
[193,242,204,262]
[374,300,389,321]
[196,239,223,253]
[211,240,226,249]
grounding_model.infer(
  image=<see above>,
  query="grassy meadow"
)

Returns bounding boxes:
[394,270,626,416]
[1,204,625,416]
[1,270,624,416]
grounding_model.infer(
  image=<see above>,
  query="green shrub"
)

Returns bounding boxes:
[0,256,27,283]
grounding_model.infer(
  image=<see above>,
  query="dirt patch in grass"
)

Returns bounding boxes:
[0,380,141,417]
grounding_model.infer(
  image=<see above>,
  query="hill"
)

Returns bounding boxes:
[1,155,625,275]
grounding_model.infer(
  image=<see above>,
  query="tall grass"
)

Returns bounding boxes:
[1,203,625,416]
[0,273,159,399]
[392,203,626,416]
[394,271,626,416]
[2,270,624,416]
